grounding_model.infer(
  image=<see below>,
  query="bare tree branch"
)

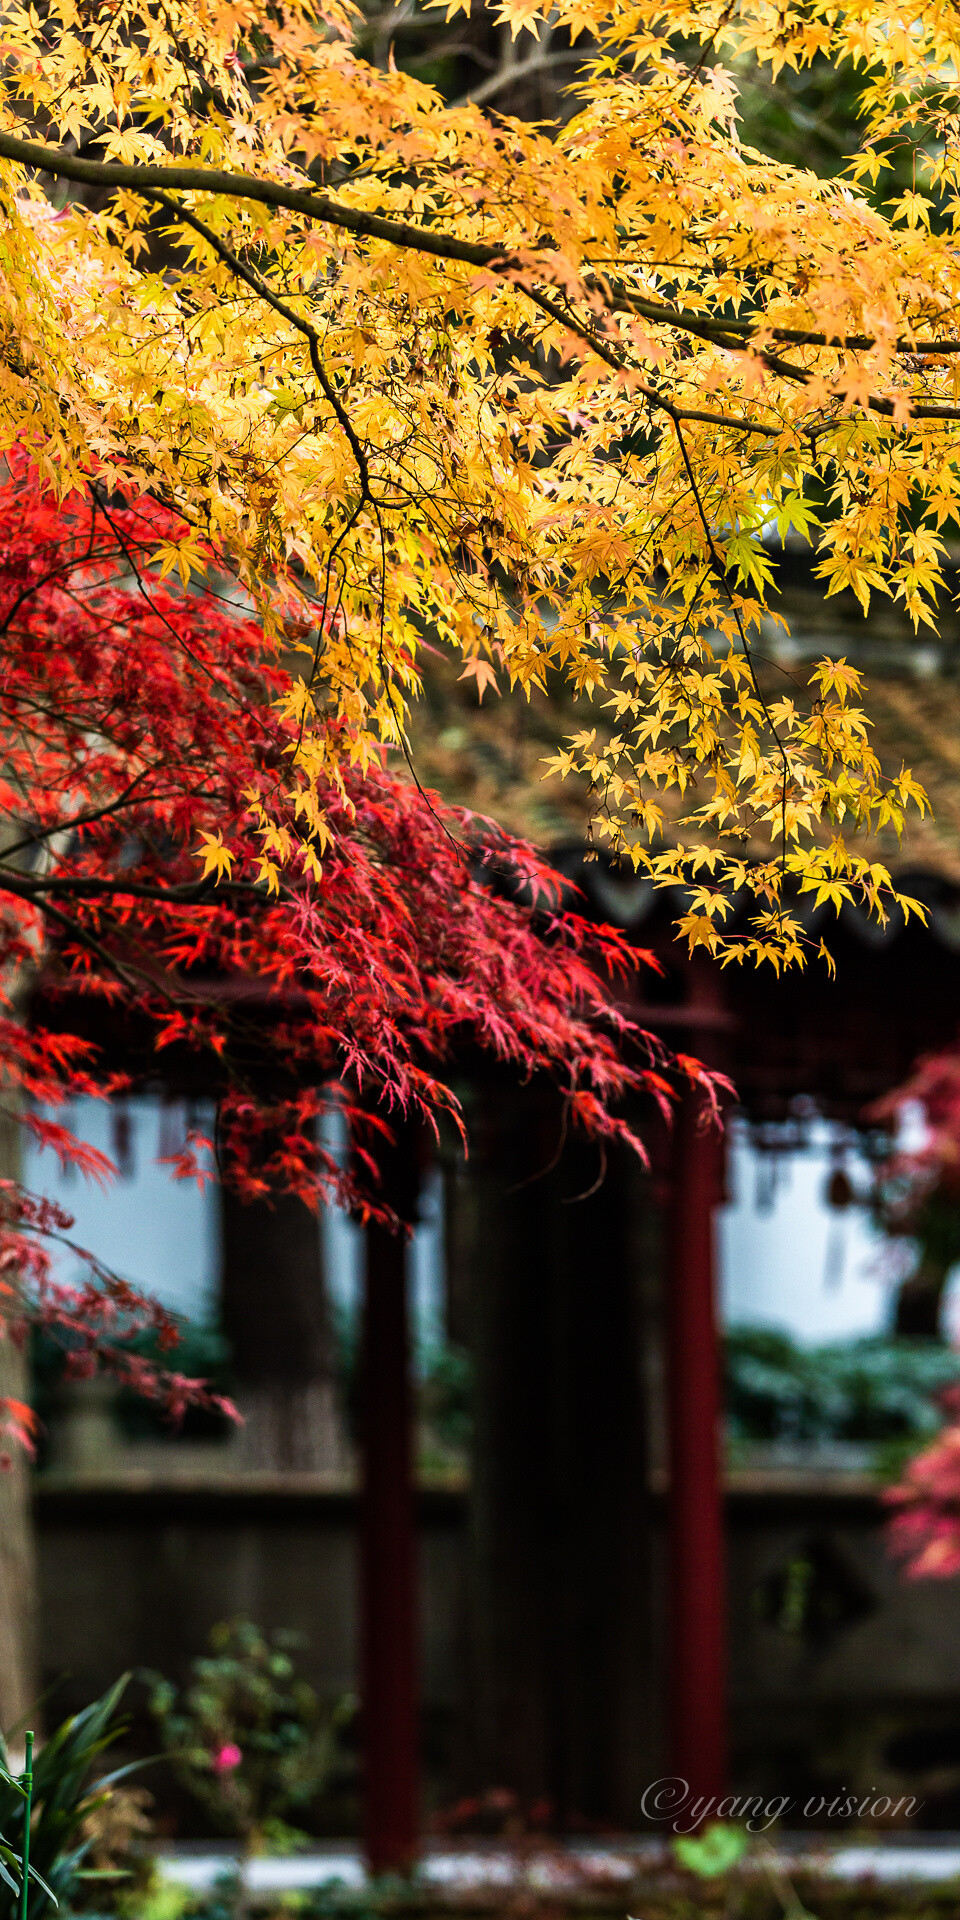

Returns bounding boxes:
[453,49,587,109]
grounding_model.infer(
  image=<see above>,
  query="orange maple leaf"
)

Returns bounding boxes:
[458,658,501,704]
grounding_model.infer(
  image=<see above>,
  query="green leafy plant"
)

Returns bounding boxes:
[672,1823,814,1920]
[0,1679,135,1920]
[673,1823,749,1878]
[417,1343,472,1462]
[146,1622,353,1854]
[725,1330,960,1451]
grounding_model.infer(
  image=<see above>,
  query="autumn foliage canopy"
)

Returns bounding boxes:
[0,0,954,969]
[0,0,959,1433]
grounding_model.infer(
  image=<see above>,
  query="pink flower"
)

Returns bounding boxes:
[211,1742,243,1774]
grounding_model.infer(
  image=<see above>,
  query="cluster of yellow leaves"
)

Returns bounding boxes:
[0,0,959,960]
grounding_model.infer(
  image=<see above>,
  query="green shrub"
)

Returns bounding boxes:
[725,1328,960,1448]
[146,1622,353,1854]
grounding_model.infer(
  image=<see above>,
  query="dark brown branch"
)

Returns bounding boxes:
[0,868,267,902]
[592,282,960,420]
[0,128,770,437]
[588,282,960,359]
[0,873,170,996]
[0,775,158,862]
[0,131,519,270]
[6,128,957,449]
[520,281,782,435]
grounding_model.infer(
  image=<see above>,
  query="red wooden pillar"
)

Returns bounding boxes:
[666,1089,727,1808]
[360,1132,420,1874]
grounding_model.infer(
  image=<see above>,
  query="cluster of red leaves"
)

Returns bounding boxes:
[872,1055,960,1575]
[885,1386,960,1578]
[0,454,717,1429]
[870,1052,960,1216]
[430,1787,553,1837]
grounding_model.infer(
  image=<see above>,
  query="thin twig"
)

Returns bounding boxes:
[673,419,791,890]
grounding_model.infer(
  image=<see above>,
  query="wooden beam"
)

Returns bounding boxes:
[360,1130,420,1873]
[666,1091,727,1808]
[220,1149,343,1472]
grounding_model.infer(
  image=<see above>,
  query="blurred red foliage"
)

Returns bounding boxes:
[874,1057,960,1575]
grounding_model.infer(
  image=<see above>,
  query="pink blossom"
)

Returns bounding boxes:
[211,1742,243,1774]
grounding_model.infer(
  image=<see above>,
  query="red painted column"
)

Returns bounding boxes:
[666,1090,727,1808]
[360,1134,420,1874]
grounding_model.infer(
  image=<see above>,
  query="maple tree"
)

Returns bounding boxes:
[0,0,952,978]
[0,453,704,1444]
[0,0,949,1465]
[0,0,953,1745]
[0,0,955,1476]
